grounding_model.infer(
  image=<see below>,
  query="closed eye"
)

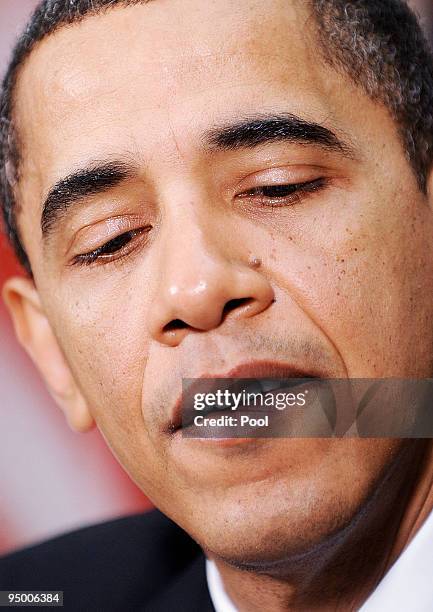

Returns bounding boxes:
[71,227,149,266]
[238,178,326,205]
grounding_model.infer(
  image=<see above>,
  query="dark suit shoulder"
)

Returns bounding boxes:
[0,509,202,611]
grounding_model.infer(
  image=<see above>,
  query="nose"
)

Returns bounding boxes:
[148,223,275,347]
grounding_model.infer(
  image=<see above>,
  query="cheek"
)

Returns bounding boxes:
[46,287,174,496]
[268,188,433,376]
[48,281,150,426]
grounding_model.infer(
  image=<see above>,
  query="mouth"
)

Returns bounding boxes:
[167,360,324,435]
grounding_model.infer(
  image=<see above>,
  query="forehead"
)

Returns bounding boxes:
[13,0,360,229]
[13,0,328,164]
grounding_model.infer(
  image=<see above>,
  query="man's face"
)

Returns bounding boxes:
[8,0,433,563]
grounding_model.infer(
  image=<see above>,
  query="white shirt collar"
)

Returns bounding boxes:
[206,510,433,612]
[206,555,238,612]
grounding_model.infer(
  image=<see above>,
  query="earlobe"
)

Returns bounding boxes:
[2,276,95,433]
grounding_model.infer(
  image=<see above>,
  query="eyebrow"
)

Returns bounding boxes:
[204,113,355,157]
[41,161,136,238]
[41,114,354,239]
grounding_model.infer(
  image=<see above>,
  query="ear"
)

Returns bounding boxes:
[2,276,95,433]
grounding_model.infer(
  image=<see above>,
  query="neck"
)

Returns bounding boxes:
[211,441,433,612]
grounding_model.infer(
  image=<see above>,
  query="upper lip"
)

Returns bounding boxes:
[167,360,324,434]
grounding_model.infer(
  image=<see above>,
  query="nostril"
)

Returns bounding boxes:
[161,298,258,336]
[222,297,254,321]
[163,319,188,333]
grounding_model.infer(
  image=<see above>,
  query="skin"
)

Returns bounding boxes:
[3,0,433,609]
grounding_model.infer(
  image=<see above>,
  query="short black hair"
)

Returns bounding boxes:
[1,0,433,275]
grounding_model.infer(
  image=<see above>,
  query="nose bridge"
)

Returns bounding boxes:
[159,207,237,313]
[148,203,274,346]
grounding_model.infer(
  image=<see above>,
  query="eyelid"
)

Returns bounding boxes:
[68,214,146,257]
[240,177,326,199]
[70,226,149,267]
[233,165,328,195]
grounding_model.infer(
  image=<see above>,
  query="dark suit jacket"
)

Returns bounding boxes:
[0,510,215,611]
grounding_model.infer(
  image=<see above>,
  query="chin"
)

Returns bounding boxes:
[182,441,418,577]
[187,477,367,571]
[148,439,410,573]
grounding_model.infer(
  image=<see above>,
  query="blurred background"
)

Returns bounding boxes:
[0,0,431,556]
[412,0,433,41]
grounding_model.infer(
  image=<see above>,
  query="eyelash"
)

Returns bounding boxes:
[71,178,326,267]
[237,177,326,205]
[71,228,147,266]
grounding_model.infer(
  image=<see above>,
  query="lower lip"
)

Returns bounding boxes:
[172,428,260,448]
